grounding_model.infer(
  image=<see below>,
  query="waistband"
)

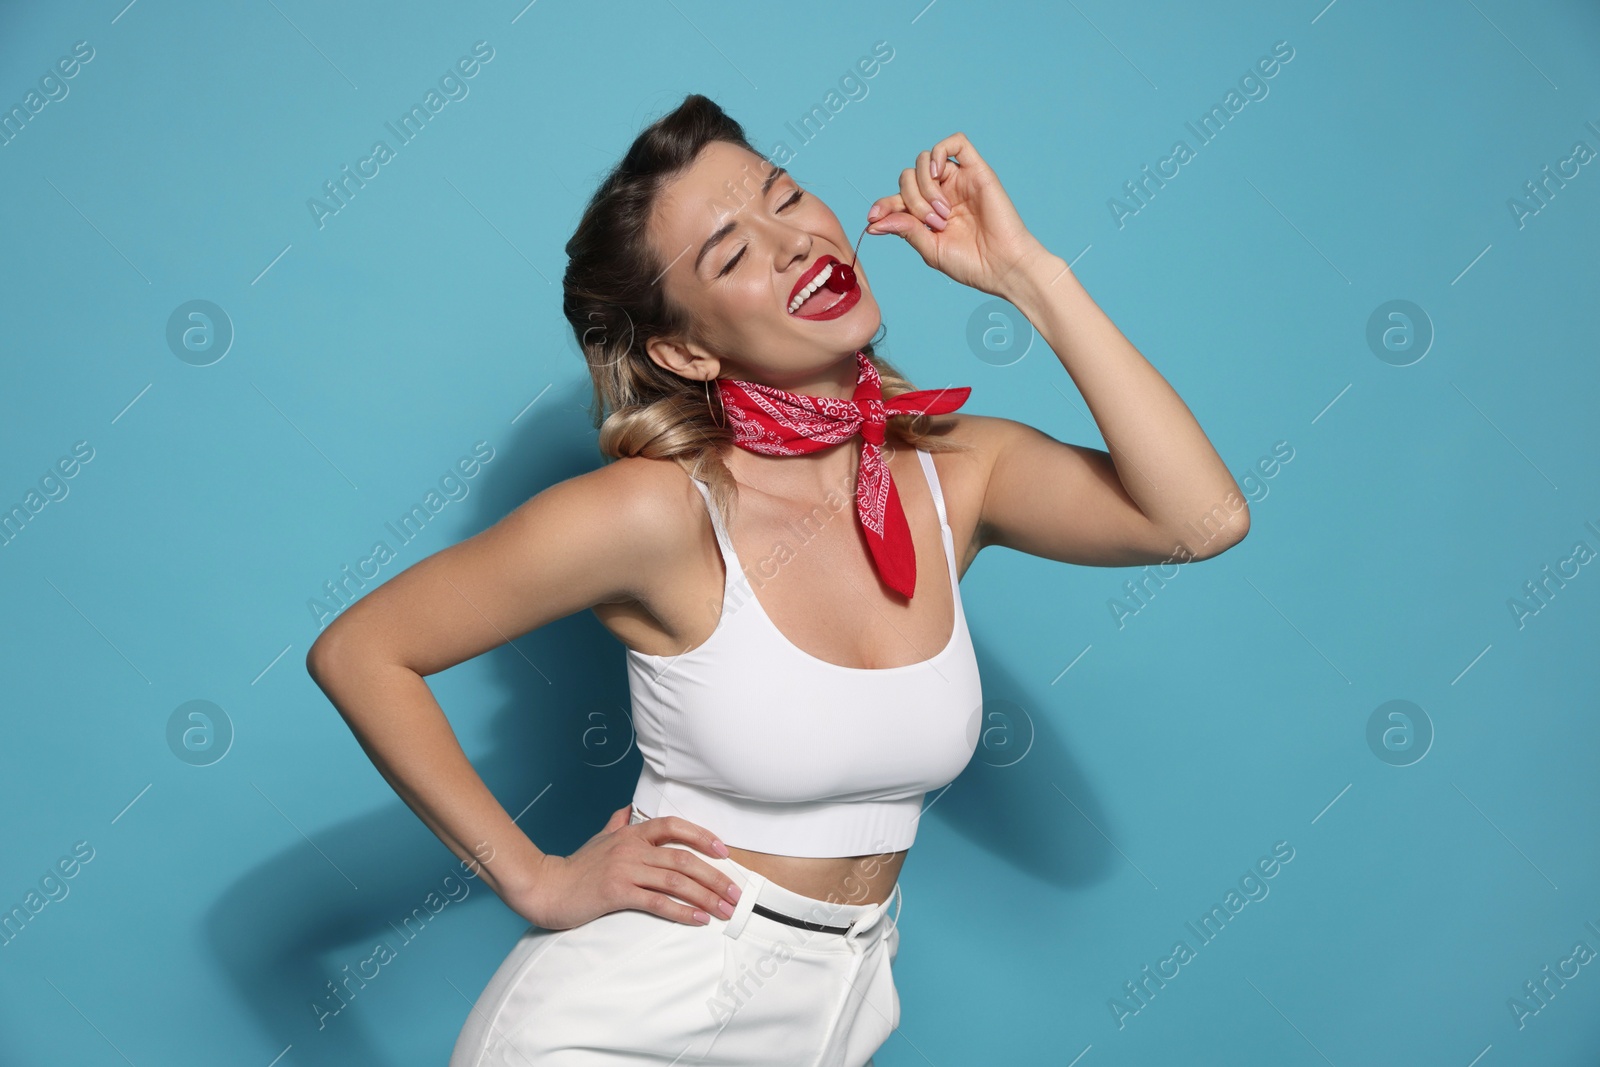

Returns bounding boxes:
[628,805,902,948]
[631,764,923,858]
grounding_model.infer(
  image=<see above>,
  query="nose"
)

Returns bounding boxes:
[775,225,810,267]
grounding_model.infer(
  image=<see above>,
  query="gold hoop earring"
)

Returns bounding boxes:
[704,378,725,428]
[700,375,726,425]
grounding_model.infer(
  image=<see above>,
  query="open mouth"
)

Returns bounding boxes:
[787,255,861,321]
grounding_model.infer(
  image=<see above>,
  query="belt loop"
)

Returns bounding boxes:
[880,883,903,954]
[722,868,764,939]
[844,891,893,947]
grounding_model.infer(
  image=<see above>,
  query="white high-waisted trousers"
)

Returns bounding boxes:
[448,805,904,1067]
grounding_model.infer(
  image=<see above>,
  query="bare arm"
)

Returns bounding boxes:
[304,456,730,921]
[981,246,1250,563]
[865,132,1248,569]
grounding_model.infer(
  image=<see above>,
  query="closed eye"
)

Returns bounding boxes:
[717,189,805,277]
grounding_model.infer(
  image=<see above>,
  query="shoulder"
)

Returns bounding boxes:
[539,454,711,596]
[939,411,1028,449]
[546,453,709,536]
[917,411,1023,483]
[915,413,1042,567]
[934,411,1063,473]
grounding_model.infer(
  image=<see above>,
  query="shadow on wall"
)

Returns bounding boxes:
[199,377,1114,1063]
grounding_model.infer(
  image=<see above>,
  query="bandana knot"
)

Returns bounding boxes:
[856,399,887,446]
[713,350,972,599]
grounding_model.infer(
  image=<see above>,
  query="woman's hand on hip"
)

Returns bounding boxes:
[510,805,744,931]
[865,131,1051,300]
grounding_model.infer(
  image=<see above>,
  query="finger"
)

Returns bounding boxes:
[649,841,743,909]
[899,159,942,233]
[638,852,739,919]
[871,205,939,263]
[866,193,902,226]
[648,814,730,859]
[625,883,713,925]
[913,147,949,221]
[867,194,928,242]
[869,205,932,245]
[929,131,987,179]
[866,193,904,233]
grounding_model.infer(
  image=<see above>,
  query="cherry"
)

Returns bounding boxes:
[821,227,870,295]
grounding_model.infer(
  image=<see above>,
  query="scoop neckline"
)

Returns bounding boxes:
[631,517,963,674]
[631,453,964,675]
[737,518,963,674]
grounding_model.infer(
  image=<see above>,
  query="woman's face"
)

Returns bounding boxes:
[645,141,882,395]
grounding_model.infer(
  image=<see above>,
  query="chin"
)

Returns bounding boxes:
[796,299,881,351]
[851,298,883,344]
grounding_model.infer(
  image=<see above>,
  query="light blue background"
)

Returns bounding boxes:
[2,1,1598,1064]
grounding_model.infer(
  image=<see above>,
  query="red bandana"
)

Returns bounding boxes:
[714,350,971,599]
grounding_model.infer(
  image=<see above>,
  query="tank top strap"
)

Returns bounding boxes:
[689,455,948,599]
[914,448,949,529]
[687,476,745,585]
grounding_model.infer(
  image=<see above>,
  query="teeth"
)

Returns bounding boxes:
[788,263,834,314]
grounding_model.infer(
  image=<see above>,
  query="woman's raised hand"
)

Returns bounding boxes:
[511,804,744,931]
[865,131,1050,299]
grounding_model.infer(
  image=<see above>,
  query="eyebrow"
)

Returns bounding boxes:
[692,166,789,276]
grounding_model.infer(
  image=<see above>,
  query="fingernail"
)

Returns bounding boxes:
[693,910,711,923]
[728,882,742,902]
[933,198,951,219]
[867,204,883,222]
[717,900,735,917]
[932,156,941,178]
[712,839,729,857]
[924,211,945,231]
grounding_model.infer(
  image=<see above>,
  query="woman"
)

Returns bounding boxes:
[307,94,1248,1065]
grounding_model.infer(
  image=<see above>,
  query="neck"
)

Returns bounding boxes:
[724,436,864,502]
[718,349,863,401]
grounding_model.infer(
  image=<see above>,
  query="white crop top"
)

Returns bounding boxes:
[626,448,984,858]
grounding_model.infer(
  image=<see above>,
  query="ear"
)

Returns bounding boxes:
[645,335,720,381]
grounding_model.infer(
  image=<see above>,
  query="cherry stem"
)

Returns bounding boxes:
[849,222,870,268]
[822,223,873,295]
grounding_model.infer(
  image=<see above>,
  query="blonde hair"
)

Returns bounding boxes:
[561,93,973,527]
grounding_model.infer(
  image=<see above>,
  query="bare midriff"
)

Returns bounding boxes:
[724,844,908,907]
